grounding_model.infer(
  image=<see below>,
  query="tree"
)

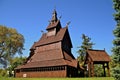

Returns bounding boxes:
[0,25,25,68]
[112,0,120,80]
[8,57,26,77]
[94,64,104,77]
[77,34,94,65]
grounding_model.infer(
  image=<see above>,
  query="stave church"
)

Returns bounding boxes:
[15,9,80,77]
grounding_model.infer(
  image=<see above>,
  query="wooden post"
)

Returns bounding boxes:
[88,63,91,77]
[103,63,106,77]
[91,62,94,77]
[65,66,67,77]
[107,62,110,77]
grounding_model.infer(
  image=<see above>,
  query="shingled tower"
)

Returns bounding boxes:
[15,9,79,78]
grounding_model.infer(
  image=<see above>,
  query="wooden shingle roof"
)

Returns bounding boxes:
[87,49,111,62]
[36,27,67,47]
[30,42,37,50]
[30,49,63,62]
[16,59,78,69]
[46,20,60,30]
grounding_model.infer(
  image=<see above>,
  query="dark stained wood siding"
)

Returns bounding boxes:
[36,42,61,52]
[16,70,67,78]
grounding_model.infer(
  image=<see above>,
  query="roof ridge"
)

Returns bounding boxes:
[88,49,105,51]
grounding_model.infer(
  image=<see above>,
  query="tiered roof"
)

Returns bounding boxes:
[16,59,78,69]
[16,9,77,69]
[36,27,67,46]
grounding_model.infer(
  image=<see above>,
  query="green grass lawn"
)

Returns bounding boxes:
[0,77,114,80]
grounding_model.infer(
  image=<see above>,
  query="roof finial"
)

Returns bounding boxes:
[104,48,105,51]
[41,30,44,34]
[66,21,71,28]
[59,15,62,20]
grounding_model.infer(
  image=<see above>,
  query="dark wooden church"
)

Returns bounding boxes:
[15,9,79,77]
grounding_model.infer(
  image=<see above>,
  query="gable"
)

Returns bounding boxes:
[62,29,73,48]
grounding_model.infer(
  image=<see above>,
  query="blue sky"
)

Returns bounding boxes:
[0,0,115,58]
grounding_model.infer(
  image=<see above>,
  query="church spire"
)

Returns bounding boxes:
[46,9,61,31]
[51,9,58,23]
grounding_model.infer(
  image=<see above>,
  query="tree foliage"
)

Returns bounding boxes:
[112,0,120,80]
[77,34,94,65]
[0,25,25,68]
[94,64,104,77]
[8,57,26,77]
[0,57,26,77]
[9,57,26,71]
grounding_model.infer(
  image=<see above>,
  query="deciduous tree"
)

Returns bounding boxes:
[8,57,26,77]
[0,25,24,68]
